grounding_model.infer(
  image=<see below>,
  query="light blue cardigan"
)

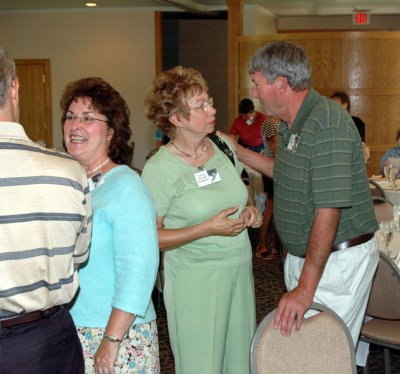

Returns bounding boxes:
[70,165,159,327]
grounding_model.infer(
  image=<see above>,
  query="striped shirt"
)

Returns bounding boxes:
[273,89,378,256]
[262,117,280,158]
[0,122,92,316]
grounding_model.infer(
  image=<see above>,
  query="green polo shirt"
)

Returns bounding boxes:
[274,88,378,256]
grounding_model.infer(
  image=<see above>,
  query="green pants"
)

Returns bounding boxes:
[164,258,256,374]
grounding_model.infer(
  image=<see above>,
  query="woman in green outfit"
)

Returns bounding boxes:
[142,66,261,374]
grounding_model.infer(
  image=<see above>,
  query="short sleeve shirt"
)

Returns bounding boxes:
[273,89,378,256]
[142,138,252,266]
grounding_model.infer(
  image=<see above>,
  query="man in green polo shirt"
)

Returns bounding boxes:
[220,41,378,352]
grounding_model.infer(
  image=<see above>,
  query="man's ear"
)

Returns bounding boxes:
[276,76,288,92]
[10,78,19,104]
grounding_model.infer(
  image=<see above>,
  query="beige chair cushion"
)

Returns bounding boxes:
[374,201,394,222]
[362,319,400,346]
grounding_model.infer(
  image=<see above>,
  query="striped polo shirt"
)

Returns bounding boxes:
[273,89,378,256]
[0,122,92,316]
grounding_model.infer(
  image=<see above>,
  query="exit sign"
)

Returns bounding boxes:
[353,12,370,25]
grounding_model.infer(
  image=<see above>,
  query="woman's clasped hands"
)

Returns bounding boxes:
[207,205,262,237]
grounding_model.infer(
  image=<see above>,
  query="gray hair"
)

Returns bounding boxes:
[248,41,311,92]
[0,47,16,109]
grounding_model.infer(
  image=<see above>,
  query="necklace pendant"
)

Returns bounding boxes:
[170,140,207,158]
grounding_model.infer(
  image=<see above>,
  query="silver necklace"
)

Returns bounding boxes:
[170,140,207,158]
[86,157,110,175]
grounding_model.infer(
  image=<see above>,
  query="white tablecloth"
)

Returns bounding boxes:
[373,180,400,206]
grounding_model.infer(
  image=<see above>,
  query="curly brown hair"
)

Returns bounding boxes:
[60,77,133,165]
[145,66,208,138]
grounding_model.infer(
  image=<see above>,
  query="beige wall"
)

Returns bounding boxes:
[0,10,156,169]
[243,6,277,36]
[278,15,400,32]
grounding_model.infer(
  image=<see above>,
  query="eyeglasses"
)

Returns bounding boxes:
[191,97,213,112]
[64,115,110,124]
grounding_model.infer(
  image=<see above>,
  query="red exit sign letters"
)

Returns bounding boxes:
[353,12,370,25]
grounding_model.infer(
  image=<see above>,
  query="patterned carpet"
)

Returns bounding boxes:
[155,230,400,373]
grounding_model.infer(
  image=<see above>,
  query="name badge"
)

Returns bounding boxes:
[194,167,221,187]
[88,171,105,191]
[287,134,300,152]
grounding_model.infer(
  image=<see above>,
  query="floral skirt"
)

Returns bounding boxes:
[76,320,160,373]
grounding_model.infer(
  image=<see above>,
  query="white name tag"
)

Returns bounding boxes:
[287,134,300,152]
[194,167,221,187]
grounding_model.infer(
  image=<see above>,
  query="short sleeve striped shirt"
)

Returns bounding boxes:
[262,117,280,157]
[273,89,378,256]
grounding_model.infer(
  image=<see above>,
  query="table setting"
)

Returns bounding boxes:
[370,164,400,205]
[376,204,400,268]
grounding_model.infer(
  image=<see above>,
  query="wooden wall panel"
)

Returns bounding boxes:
[347,38,400,89]
[235,31,400,176]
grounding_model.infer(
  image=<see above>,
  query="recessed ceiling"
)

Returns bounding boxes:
[0,0,399,16]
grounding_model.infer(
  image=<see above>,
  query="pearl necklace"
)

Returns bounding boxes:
[170,140,207,158]
[86,157,110,176]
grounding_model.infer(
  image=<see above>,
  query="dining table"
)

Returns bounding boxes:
[376,228,400,268]
[370,178,400,206]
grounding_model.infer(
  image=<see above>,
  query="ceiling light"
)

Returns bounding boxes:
[86,2,97,7]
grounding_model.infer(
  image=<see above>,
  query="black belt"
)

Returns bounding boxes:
[0,306,62,329]
[299,233,374,258]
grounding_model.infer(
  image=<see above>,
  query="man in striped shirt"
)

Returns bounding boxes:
[220,41,378,352]
[0,47,92,373]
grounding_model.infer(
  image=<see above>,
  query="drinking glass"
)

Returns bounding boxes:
[389,167,399,188]
[379,220,394,257]
[383,164,391,180]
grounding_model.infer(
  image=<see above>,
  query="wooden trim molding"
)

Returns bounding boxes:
[227,0,243,128]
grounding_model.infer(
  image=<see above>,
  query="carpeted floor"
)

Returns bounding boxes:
[155,229,400,373]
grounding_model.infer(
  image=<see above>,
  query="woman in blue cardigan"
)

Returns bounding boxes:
[62,77,160,374]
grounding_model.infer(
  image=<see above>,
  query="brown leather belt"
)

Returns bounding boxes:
[0,306,62,329]
[331,232,374,252]
[300,232,374,258]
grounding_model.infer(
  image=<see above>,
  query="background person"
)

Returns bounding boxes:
[142,66,262,374]
[0,47,92,374]
[62,77,160,374]
[229,98,266,152]
[219,41,378,355]
[330,91,370,162]
[378,128,400,175]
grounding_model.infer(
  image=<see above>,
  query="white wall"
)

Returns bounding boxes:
[0,10,156,169]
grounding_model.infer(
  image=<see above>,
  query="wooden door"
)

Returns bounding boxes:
[15,59,52,148]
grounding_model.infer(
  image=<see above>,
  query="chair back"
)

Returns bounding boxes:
[365,252,400,319]
[373,197,393,222]
[369,180,387,200]
[250,302,356,374]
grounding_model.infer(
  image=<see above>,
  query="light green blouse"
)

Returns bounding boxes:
[142,138,252,266]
